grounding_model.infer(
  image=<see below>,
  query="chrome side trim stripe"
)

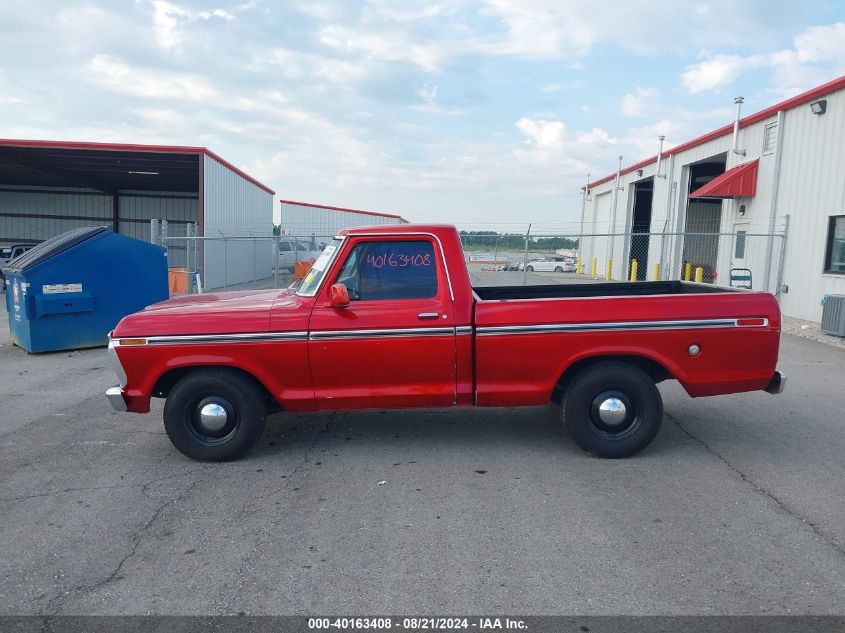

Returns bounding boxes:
[111,319,764,346]
[143,332,308,345]
[476,318,767,336]
[310,327,455,340]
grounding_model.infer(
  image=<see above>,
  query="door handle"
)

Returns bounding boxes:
[417,312,439,320]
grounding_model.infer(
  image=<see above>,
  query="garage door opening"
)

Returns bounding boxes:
[683,156,726,282]
[629,178,653,280]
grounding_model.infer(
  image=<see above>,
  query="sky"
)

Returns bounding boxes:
[1,1,844,228]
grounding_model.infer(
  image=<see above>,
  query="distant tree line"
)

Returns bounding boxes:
[459,230,578,252]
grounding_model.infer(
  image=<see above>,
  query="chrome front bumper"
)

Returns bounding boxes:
[764,371,786,395]
[106,386,127,412]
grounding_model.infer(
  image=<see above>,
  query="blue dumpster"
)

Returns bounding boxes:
[2,226,168,352]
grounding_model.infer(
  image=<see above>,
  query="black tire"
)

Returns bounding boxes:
[526,265,534,272]
[554,266,563,272]
[163,368,267,461]
[562,362,662,458]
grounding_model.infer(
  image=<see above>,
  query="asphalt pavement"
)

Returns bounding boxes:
[1,302,845,615]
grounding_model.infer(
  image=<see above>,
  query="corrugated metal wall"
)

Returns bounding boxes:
[280,202,404,240]
[0,184,197,244]
[0,185,111,242]
[583,84,845,321]
[118,191,197,242]
[776,90,845,321]
[202,154,273,290]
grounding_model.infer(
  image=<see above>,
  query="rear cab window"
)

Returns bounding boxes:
[336,240,438,301]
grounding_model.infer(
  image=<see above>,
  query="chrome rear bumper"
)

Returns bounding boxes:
[764,371,786,395]
[106,386,127,411]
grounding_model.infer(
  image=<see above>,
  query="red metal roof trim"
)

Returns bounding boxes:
[585,74,845,190]
[279,199,408,222]
[689,159,758,199]
[0,138,275,195]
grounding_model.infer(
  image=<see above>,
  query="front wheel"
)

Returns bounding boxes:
[163,368,268,461]
[526,265,534,272]
[562,362,663,458]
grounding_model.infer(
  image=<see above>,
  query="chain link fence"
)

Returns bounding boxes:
[150,218,788,297]
[152,220,335,292]
[460,225,788,295]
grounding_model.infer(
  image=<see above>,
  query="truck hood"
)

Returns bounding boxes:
[113,287,312,337]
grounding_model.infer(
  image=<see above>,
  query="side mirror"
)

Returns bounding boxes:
[329,282,350,309]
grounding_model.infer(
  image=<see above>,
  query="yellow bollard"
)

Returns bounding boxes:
[591,258,597,279]
[605,260,613,280]
[684,262,692,281]
[694,266,704,283]
[629,259,638,282]
[576,256,582,275]
[653,262,660,281]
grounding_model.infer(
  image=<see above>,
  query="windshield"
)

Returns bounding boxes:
[295,238,342,296]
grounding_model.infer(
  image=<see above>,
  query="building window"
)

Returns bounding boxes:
[825,215,845,274]
[734,230,747,259]
[762,122,778,155]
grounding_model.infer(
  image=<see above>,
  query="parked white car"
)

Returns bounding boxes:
[277,238,323,271]
[0,243,34,266]
[1,243,36,290]
[524,256,576,273]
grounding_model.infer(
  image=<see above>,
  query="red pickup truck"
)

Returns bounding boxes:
[106,224,784,461]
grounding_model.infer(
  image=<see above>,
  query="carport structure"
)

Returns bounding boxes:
[0,139,274,242]
[0,139,275,289]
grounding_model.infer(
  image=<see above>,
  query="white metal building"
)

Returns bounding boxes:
[0,139,274,290]
[582,75,845,323]
[279,199,408,241]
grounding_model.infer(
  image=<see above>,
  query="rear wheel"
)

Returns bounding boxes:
[163,368,267,461]
[562,362,662,458]
[554,266,563,272]
[526,265,534,272]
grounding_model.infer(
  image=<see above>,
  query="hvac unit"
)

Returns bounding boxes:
[821,294,845,337]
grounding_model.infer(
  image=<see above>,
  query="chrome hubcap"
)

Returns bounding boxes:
[198,402,228,432]
[597,397,627,426]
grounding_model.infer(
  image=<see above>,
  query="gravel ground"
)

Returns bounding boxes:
[782,316,845,350]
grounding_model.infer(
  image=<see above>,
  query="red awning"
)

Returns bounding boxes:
[689,159,758,199]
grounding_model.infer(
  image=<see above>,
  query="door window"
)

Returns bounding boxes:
[336,240,437,301]
[734,230,747,259]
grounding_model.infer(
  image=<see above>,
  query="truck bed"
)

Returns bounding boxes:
[472,283,780,405]
[473,280,737,301]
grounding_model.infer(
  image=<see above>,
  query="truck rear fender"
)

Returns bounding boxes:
[551,351,678,403]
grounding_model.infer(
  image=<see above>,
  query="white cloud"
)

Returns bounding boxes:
[86,55,217,100]
[318,24,451,72]
[621,86,660,117]
[681,22,845,94]
[681,54,763,94]
[541,83,563,93]
[304,0,801,76]
[516,117,566,150]
[265,48,366,83]
[575,128,616,145]
[152,0,239,51]
[412,84,464,115]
